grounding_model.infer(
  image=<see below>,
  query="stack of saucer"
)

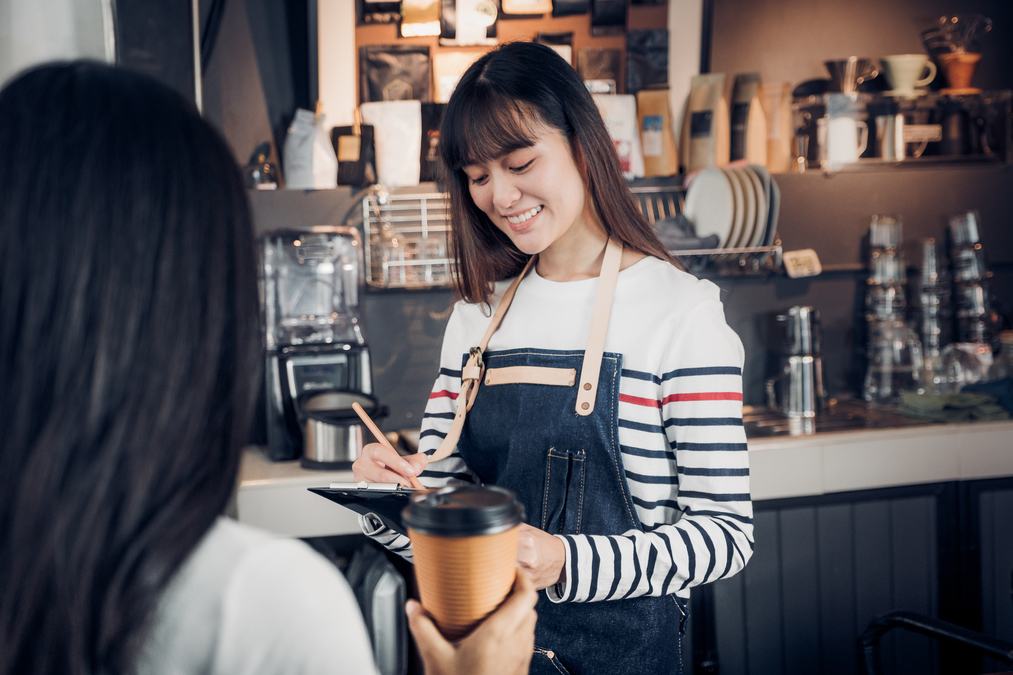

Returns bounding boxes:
[682,165,780,252]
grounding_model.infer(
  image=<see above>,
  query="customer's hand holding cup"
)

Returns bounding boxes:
[403,485,525,641]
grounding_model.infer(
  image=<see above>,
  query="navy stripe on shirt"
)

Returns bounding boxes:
[679,467,750,476]
[679,490,751,502]
[422,411,456,420]
[625,470,679,485]
[620,419,665,434]
[661,365,742,380]
[664,417,743,427]
[677,442,749,451]
[687,520,717,584]
[620,444,673,459]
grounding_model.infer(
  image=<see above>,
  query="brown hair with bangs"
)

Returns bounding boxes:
[439,40,679,305]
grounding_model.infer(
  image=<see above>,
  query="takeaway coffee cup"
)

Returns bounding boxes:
[403,485,524,641]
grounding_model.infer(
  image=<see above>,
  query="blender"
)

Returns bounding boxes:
[262,226,385,469]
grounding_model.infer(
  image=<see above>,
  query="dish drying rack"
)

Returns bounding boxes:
[630,185,783,276]
[358,187,454,289]
[355,184,782,289]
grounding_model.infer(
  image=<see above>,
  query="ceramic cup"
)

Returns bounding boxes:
[880,54,937,95]
[820,116,868,166]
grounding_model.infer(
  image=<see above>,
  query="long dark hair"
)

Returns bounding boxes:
[0,62,260,674]
[439,41,678,304]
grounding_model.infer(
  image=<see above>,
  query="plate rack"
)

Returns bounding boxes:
[360,187,455,289]
[356,183,783,288]
[629,185,783,275]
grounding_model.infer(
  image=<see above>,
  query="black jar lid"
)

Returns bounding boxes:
[402,485,524,537]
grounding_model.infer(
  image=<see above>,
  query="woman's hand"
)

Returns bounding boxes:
[351,442,429,487]
[517,523,566,591]
[406,568,538,675]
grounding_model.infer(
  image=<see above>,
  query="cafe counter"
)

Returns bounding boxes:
[235,418,1013,538]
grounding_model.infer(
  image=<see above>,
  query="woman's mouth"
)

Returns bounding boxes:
[504,205,543,230]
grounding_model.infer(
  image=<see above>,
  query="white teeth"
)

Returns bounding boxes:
[506,205,543,224]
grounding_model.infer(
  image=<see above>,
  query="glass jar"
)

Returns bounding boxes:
[864,318,924,406]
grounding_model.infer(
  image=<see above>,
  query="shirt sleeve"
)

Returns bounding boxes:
[547,298,754,603]
[213,539,380,674]
[359,301,482,560]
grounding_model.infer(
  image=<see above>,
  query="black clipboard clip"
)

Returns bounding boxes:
[308,482,423,537]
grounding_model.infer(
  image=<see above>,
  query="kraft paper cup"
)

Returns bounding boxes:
[403,485,524,641]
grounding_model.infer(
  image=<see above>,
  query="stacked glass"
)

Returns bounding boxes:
[863,215,924,405]
[948,211,994,346]
[914,238,952,394]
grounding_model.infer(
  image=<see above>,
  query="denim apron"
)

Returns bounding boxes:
[448,241,686,674]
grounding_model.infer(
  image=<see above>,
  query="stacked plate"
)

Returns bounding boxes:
[683,165,780,251]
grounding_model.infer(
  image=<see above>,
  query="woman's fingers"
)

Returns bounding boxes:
[351,443,428,486]
[515,523,566,590]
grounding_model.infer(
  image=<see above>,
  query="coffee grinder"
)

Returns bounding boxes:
[262,226,385,469]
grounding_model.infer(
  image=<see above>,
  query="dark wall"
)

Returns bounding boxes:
[706,0,1013,404]
[719,167,1013,405]
[710,0,1013,93]
[248,0,1013,426]
[116,0,196,104]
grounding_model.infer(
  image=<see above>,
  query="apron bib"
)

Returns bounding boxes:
[438,241,685,674]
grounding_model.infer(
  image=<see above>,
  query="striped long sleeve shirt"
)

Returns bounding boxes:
[361,256,753,602]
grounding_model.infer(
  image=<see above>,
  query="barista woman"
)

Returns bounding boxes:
[0,61,536,675]
[354,41,753,674]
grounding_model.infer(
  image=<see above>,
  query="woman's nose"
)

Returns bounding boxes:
[491,176,521,211]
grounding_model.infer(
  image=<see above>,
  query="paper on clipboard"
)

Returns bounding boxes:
[308,482,421,537]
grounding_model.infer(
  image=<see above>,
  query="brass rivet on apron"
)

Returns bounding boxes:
[581,402,589,410]
[568,380,574,386]
[485,378,491,385]
[583,382,592,390]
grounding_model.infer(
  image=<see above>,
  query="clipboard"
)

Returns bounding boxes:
[308,482,421,537]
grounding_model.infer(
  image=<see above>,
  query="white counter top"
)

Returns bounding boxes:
[747,418,1013,501]
[237,420,1013,537]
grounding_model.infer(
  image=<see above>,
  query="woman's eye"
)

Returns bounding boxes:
[469,174,489,186]
[510,160,534,173]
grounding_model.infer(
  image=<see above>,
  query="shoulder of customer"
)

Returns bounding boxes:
[140,518,378,675]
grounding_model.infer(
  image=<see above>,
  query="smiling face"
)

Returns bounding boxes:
[461,124,603,258]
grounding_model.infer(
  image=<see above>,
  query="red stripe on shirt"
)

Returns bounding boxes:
[429,390,459,400]
[663,392,743,404]
[619,394,662,408]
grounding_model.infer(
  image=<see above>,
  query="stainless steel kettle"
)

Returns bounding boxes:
[299,391,387,470]
[766,306,830,418]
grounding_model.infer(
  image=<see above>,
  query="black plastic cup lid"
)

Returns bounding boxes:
[402,485,524,537]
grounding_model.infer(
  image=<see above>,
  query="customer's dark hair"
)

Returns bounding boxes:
[0,62,260,675]
[439,41,678,304]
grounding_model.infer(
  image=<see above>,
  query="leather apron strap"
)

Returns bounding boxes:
[575,237,623,416]
[430,239,623,462]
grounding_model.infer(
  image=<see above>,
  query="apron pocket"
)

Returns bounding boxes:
[533,646,572,674]
[541,448,586,535]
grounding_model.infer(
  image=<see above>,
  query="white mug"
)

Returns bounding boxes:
[880,54,937,95]
[821,116,868,166]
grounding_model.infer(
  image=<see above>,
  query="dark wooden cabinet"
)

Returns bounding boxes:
[687,478,1013,675]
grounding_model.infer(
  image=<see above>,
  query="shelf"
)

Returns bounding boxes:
[794,90,1012,174]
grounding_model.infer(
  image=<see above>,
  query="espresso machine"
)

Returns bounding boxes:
[262,226,385,469]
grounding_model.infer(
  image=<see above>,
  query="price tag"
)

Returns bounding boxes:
[903,124,942,143]
[337,135,361,163]
[783,249,822,278]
